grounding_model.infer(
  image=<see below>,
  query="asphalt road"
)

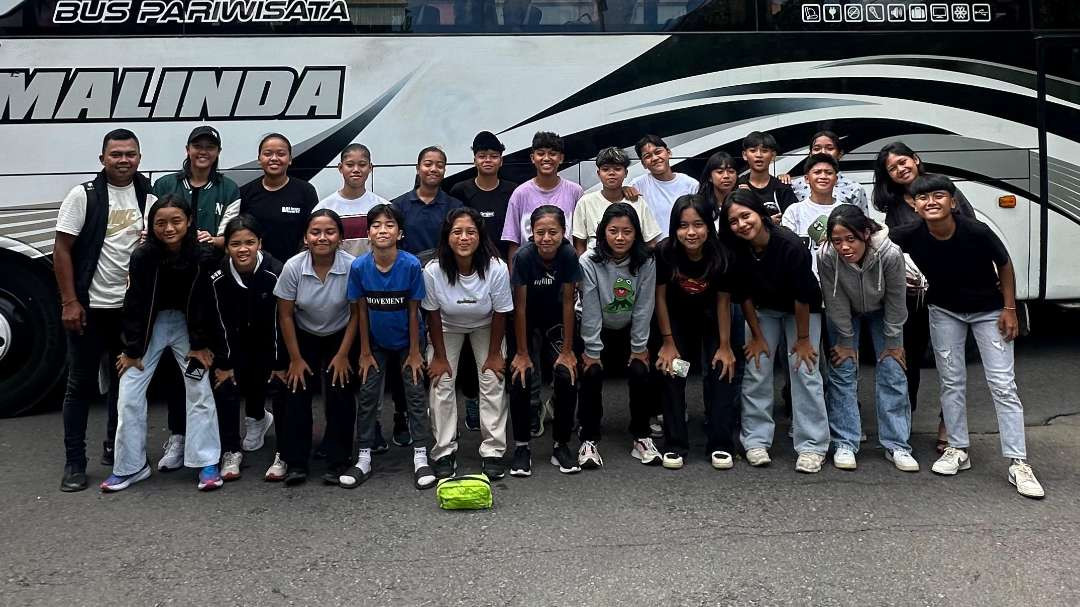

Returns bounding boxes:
[2,306,1078,606]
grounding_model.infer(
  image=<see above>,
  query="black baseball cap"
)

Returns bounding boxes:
[188,125,221,145]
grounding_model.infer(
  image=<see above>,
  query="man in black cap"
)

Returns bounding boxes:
[149,125,243,473]
[450,131,517,260]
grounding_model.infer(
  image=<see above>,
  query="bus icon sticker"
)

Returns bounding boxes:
[972,3,991,21]
[887,4,906,21]
[866,3,885,22]
[823,4,842,22]
[952,3,970,21]
[802,3,821,22]
[930,3,949,21]
[845,4,863,21]
[908,4,927,21]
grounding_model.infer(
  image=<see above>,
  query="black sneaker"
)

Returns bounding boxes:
[510,445,532,477]
[431,454,456,479]
[283,469,308,486]
[100,441,114,466]
[482,456,506,480]
[465,398,481,431]
[392,415,413,447]
[550,442,581,474]
[60,464,88,492]
[372,421,390,454]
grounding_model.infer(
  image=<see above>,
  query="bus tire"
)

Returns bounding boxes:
[0,257,67,417]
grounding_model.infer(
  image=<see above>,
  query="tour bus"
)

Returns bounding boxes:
[0,0,1078,415]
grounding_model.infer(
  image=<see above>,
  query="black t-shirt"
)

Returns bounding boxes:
[732,226,822,314]
[239,178,318,264]
[656,249,733,330]
[737,175,799,213]
[510,241,581,329]
[889,214,1010,313]
[449,179,518,259]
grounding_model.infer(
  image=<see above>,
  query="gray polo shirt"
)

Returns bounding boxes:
[274,249,356,336]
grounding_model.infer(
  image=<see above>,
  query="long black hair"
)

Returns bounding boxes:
[223,213,264,244]
[872,141,919,213]
[529,204,566,233]
[716,188,778,250]
[696,151,737,211]
[660,194,731,278]
[182,136,222,183]
[590,202,651,275]
[436,207,500,286]
[144,193,199,267]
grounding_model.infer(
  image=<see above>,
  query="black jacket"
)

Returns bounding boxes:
[121,241,218,359]
[70,171,152,308]
[207,252,285,371]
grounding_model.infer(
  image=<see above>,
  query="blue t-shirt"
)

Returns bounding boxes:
[347,250,426,351]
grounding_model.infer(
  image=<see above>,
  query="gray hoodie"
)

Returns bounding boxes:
[579,254,656,359]
[817,227,907,349]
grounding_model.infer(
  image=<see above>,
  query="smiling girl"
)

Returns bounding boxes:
[314,144,390,257]
[102,194,222,492]
[578,203,658,467]
[719,189,829,473]
[272,209,358,486]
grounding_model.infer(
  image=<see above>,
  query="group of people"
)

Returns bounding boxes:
[54,124,1046,500]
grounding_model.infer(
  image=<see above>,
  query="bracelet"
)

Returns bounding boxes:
[797,334,810,340]
[61,299,77,306]
[1003,306,1016,310]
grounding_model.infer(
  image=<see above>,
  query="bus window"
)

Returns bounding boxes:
[761,0,1030,31]
[1035,0,1080,29]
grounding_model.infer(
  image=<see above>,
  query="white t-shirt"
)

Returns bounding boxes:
[629,172,699,230]
[572,190,664,252]
[421,258,513,333]
[781,197,840,278]
[55,182,154,308]
[313,189,389,257]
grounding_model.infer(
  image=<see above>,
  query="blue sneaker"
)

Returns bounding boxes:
[198,465,223,491]
[100,463,151,492]
[464,398,481,431]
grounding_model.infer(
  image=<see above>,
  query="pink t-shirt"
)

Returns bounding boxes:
[500,178,583,245]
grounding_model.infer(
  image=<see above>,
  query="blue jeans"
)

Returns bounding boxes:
[825,310,912,453]
[740,308,829,454]
[928,306,1027,459]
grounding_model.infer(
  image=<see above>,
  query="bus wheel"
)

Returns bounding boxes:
[0,258,66,417]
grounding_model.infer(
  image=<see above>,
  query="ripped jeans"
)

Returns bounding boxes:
[928,305,1026,459]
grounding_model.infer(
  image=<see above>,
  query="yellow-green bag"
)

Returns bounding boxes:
[436,474,493,510]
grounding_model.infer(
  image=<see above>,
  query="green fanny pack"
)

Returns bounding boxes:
[436,474,493,510]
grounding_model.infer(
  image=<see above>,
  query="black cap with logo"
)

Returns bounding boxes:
[187,125,221,146]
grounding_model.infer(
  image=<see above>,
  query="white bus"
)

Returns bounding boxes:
[1,0,1079,415]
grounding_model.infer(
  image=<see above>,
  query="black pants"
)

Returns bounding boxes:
[903,292,930,412]
[577,326,651,441]
[160,362,189,435]
[510,323,576,444]
[61,307,122,468]
[661,310,745,457]
[280,328,357,473]
[213,361,274,453]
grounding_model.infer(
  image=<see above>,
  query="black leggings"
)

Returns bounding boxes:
[903,292,930,412]
[213,362,274,453]
[509,323,576,444]
[577,326,652,441]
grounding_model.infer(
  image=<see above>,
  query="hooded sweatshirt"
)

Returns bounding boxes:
[578,254,656,359]
[817,227,907,349]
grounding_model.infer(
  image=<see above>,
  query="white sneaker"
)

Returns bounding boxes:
[832,448,857,471]
[242,411,274,452]
[931,447,971,476]
[795,452,825,474]
[1008,461,1045,499]
[661,452,684,469]
[578,441,603,469]
[886,449,920,472]
[745,447,771,467]
[630,438,662,465]
[264,452,287,482]
[710,450,734,470]
[157,434,185,472]
[221,451,242,481]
